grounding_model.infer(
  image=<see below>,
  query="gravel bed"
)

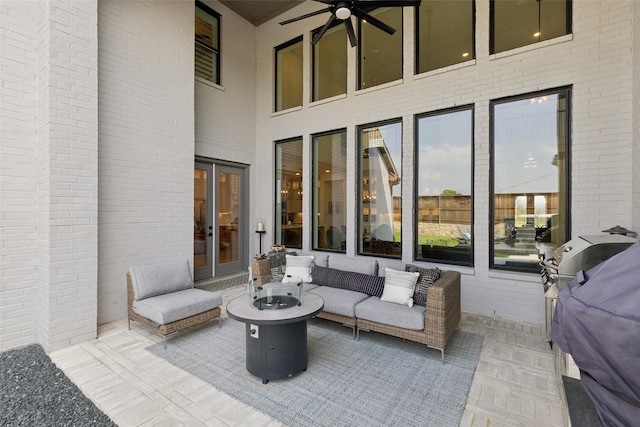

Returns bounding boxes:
[0,344,116,427]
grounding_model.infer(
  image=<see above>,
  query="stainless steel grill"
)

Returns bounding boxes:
[540,227,637,343]
[540,226,637,427]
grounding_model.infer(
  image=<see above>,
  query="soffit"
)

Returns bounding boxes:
[219,0,306,26]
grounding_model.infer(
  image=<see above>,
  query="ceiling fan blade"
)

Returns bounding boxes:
[280,8,331,26]
[355,0,421,6]
[312,14,337,44]
[352,9,396,35]
[344,18,358,47]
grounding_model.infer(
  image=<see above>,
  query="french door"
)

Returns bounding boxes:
[215,165,246,276]
[194,162,248,280]
[194,162,213,280]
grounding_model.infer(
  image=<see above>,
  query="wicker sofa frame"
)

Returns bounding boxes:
[356,270,461,362]
[254,252,461,362]
[127,272,221,348]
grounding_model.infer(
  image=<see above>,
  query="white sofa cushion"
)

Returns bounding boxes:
[132,288,222,325]
[355,296,425,330]
[129,260,193,300]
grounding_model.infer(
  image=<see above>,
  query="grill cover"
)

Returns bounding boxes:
[551,242,640,427]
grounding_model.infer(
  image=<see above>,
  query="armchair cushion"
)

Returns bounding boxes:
[132,288,222,325]
[129,260,193,300]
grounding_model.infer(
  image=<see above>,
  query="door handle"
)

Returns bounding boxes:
[208,233,213,237]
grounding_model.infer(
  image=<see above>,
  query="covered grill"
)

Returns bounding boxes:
[540,227,637,343]
[551,242,640,426]
[539,226,637,426]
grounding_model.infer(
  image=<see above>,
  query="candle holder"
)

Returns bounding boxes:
[255,229,266,253]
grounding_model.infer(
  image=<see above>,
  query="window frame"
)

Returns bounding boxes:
[356,118,403,259]
[195,0,221,85]
[274,137,304,249]
[311,22,347,102]
[489,86,572,273]
[357,8,404,91]
[311,128,348,253]
[415,0,476,74]
[489,0,572,55]
[414,105,475,266]
[274,36,304,112]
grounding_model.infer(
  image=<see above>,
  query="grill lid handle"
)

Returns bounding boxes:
[601,225,633,235]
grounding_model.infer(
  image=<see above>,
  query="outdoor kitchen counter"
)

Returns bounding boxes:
[226,292,324,384]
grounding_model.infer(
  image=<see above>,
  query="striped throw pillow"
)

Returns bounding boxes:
[405,265,440,306]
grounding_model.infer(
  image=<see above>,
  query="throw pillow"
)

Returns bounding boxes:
[380,268,419,307]
[282,254,314,283]
[405,264,441,306]
[312,266,385,297]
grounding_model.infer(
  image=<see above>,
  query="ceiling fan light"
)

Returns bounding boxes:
[335,7,351,20]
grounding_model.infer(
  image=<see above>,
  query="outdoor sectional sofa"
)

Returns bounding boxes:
[252,253,461,362]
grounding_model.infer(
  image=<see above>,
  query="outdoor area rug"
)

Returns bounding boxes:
[0,344,116,426]
[148,317,484,427]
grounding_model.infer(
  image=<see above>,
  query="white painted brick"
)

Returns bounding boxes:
[1,0,99,352]
[2,0,640,352]
[253,0,639,325]
[96,0,195,324]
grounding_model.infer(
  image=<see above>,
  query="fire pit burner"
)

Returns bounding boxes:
[252,295,301,310]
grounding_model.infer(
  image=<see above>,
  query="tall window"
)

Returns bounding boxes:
[491,0,571,54]
[491,88,570,272]
[416,0,475,74]
[358,120,402,257]
[275,138,303,248]
[195,1,220,84]
[359,8,403,90]
[275,36,303,112]
[416,107,473,265]
[312,130,347,251]
[312,25,347,102]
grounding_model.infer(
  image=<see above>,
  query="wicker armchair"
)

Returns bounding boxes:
[356,270,461,362]
[126,262,222,348]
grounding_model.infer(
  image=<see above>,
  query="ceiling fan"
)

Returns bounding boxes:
[280,0,421,47]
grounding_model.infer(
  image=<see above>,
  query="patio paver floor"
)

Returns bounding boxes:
[49,284,566,427]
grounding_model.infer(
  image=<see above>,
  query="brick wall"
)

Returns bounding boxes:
[254,1,638,324]
[195,1,256,166]
[97,0,195,324]
[0,0,99,351]
[1,0,638,350]
[0,1,39,351]
[633,1,640,232]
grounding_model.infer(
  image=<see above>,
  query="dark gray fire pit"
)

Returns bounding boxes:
[226,282,324,384]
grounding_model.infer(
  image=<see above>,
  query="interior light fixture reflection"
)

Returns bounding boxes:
[462,52,470,58]
[533,31,541,38]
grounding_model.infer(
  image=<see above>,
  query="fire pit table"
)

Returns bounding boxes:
[226,280,324,384]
